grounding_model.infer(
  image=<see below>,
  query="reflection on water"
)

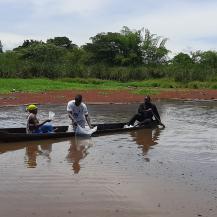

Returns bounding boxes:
[40,143,52,159]
[0,137,94,171]
[130,128,160,162]
[25,145,39,168]
[25,143,52,168]
[66,137,93,174]
[0,101,217,217]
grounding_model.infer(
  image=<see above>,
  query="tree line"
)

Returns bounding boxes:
[0,26,217,82]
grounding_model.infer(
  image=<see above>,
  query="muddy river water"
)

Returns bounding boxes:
[0,101,217,217]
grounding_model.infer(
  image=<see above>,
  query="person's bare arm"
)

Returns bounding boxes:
[68,111,77,126]
[29,115,50,129]
[85,114,92,128]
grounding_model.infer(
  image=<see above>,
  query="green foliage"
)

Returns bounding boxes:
[0,51,23,77]
[0,27,217,84]
[47,36,77,49]
[141,29,169,65]
[169,51,217,82]
[13,40,44,52]
[200,51,217,67]
[19,43,65,63]
[83,27,168,67]
[172,53,193,65]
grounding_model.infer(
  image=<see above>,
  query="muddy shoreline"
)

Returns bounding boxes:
[0,89,217,106]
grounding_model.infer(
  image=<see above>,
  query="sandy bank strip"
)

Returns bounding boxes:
[0,89,217,107]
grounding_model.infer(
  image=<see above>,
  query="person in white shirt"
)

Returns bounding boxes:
[67,94,92,129]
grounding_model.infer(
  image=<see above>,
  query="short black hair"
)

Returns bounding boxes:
[144,95,151,102]
[75,94,82,102]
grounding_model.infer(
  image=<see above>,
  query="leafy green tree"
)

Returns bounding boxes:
[64,47,85,64]
[19,43,67,77]
[47,36,77,49]
[116,26,143,66]
[84,27,169,66]
[172,53,193,65]
[190,50,202,63]
[20,43,65,62]
[199,51,217,68]
[83,32,121,65]
[13,40,44,51]
[141,29,169,65]
[171,53,195,82]
[83,26,143,66]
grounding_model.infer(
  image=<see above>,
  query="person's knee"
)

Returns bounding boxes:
[136,113,144,122]
[41,124,53,133]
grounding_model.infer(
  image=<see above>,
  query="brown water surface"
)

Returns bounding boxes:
[0,101,217,217]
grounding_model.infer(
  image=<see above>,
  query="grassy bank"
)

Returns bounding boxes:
[0,78,217,94]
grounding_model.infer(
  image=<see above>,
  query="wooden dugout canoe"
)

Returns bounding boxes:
[0,121,159,143]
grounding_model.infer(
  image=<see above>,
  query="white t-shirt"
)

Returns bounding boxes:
[67,100,88,122]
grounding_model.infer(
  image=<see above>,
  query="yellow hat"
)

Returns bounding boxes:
[26,104,37,111]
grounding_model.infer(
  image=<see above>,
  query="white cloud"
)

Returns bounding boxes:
[0,0,110,16]
[0,33,25,50]
[1,0,217,52]
[113,1,217,53]
[49,0,109,15]
[0,32,46,50]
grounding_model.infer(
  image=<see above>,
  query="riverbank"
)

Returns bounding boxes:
[0,88,217,106]
[0,78,217,106]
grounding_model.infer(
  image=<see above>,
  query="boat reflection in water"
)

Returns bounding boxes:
[0,128,159,170]
[130,128,161,162]
[66,137,94,174]
[0,139,54,168]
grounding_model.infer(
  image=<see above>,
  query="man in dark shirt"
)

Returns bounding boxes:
[128,96,164,127]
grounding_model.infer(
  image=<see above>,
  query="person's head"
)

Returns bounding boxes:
[144,95,151,104]
[26,104,38,114]
[75,94,82,106]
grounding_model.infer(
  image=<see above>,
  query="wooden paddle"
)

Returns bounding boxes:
[152,111,165,128]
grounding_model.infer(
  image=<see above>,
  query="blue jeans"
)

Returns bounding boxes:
[33,124,53,134]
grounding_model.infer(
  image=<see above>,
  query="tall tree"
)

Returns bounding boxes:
[47,37,77,49]
[141,29,169,65]
[172,53,193,65]
[83,32,122,65]
[20,43,65,63]
[200,51,217,68]
[83,27,143,66]
[117,26,143,65]
[83,27,169,66]
[13,40,44,51]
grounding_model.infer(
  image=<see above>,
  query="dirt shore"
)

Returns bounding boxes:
[0,89,217,106]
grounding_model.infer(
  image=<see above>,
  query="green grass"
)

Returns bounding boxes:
[0,78,124,94]
[0,78,217,95]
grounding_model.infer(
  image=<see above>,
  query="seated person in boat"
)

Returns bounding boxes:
[67,94,92,129]
[26,104,53,134]
[128,96,164,127]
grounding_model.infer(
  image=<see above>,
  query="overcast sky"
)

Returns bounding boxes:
[1,0,217,54]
